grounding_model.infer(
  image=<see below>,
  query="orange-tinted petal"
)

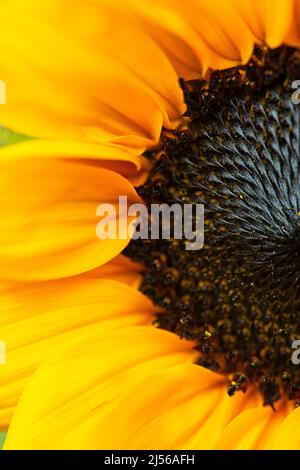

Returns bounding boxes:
[167,0,255,70]
[0,139,151,185]
[126,0,255,77]
[0,0,184,152]
[127,0,295,78]
[84,254,142,288]
[231,0,294,48]
[0,154,140,281]
[285,0,300,47]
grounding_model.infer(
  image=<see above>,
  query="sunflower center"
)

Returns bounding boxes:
[124,46,300,407]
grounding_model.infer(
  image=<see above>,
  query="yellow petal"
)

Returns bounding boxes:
[71,374,261,450]
[3,323,267,450]
[169,0,255,70]
[123,0,203,80]
[271,407,300,450]
[75,366,254,450]
[49,253,142,288]
[0,154,140,280]
[4,326,197,449]
[127,0,295,77]
[0,0,184,152]
[285,0,300,47]
[231,0,294,48]
[0,280,155,429]
[215,402,291,449]
[85,254,142,288]
[0,139,151,186]
[126,0,255,77]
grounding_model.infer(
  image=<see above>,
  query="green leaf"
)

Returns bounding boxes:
[0,432,6,449]
[0,126,32,147]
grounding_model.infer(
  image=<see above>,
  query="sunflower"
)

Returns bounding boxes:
[0,0,300,450]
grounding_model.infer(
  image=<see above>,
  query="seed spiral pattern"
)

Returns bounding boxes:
[124,47,300,406]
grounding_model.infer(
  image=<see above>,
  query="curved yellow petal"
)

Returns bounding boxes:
[285,0,300,47]
[85,254,142,288]
[4,326,197,449]
[127,0,295,78]
[70,374,261,450]
[0,0,184,152]
[214,402,291,450]
[123,0,203,80]
[0,154,140,280]
[0,280,155,429]
[271,407,300,450]
[3,310,288,449]
[126,0,255,77]
[0,139,151,186]
[231,0,294,48]
[47,253,142,288]
[167,0,255,70]
[72,366,258,450]
[4,323,266,450]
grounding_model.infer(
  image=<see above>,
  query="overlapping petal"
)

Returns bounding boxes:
[4,327,197,449]
[4,321,294,450]
[271,407,300,450]
[126,0,297,79]
[0,0,185,153]
[0,138,151,183]
[231,0,294,48]
[1,323,270,450]
[214,403,292,450]
[286,0,300,47]
[0,153,141,281]
[0,0,298,452]
[0,280,155,429]
[84,254,142,288]
[125,0,254,77]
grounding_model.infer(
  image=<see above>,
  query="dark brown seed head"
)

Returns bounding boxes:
[124,46,300,407]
